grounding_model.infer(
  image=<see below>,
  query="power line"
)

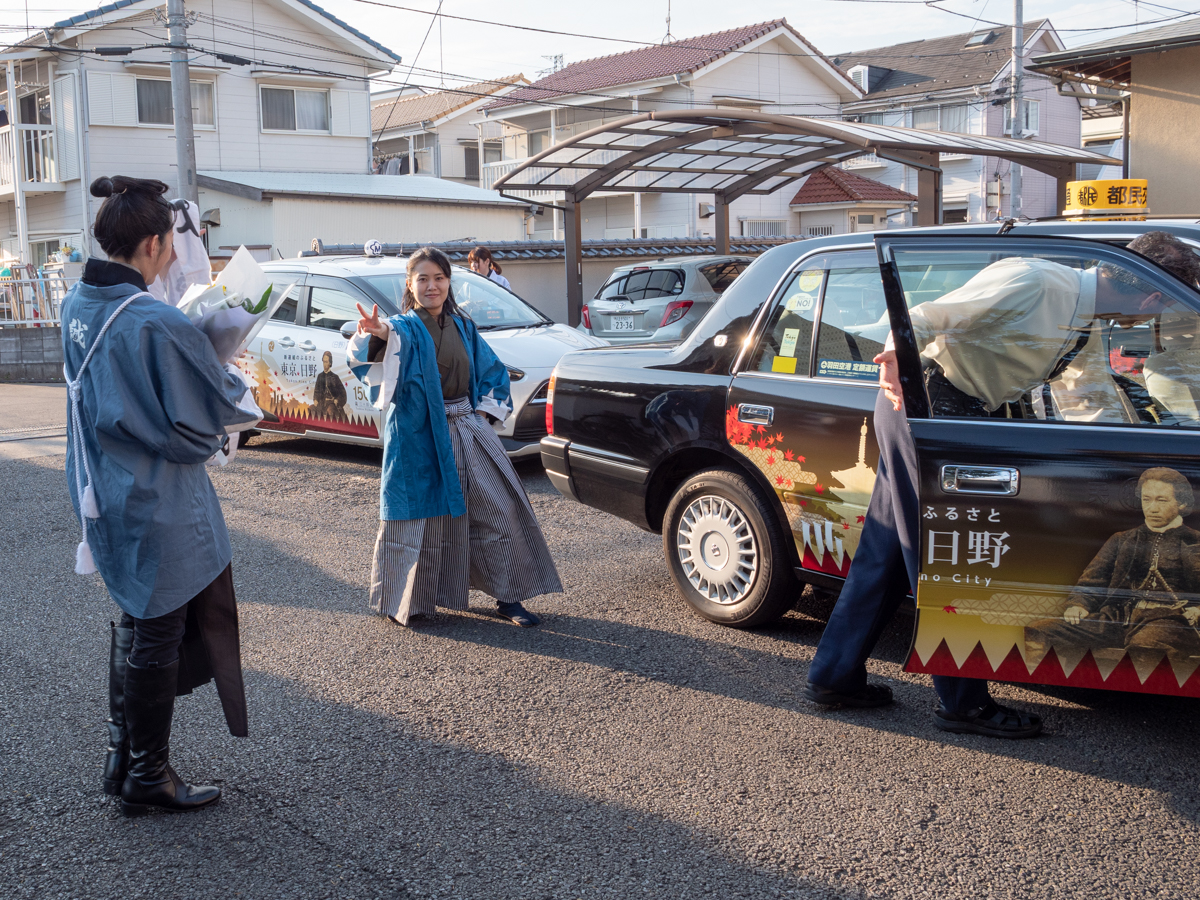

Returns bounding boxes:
[373,0,443,153]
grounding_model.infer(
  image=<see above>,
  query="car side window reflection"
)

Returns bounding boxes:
[890,247,1200,427]
[308,285,361,332]
[749,267,823,375]
[269,279,303,323]
[815,263,888,382]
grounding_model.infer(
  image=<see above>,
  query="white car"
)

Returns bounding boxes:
[239,256,607,458]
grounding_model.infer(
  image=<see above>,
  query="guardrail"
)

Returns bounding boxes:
[0,274,77,327]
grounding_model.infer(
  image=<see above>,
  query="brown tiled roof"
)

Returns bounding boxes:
[789,168,916,206]
[836,20,1050,102]
[371,75,526,133]
[487,20,843,110]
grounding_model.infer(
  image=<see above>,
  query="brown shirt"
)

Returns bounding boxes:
[416,306,470,400]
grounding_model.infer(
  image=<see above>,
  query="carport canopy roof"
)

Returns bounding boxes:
[492,109,1116,202]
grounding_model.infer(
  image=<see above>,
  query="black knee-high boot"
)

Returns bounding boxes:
[102,622,134,796]
[120,659,221,817]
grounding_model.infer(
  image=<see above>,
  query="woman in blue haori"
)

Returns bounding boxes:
[348,247,561,626]
[62,176,257,816]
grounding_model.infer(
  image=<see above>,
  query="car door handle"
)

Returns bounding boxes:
[278,337,295,348]
[298,340,316,352]
[940,465,1020,495]
[737,403,774,426]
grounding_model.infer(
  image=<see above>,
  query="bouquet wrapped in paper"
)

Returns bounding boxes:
[176,246,294,363]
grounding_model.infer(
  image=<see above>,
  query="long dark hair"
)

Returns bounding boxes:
[467,245,501,275]
[401,247,464,320]
[89,176,173,261]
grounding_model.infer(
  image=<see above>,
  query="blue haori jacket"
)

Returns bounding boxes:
[347,310,513,522]
[61,277,256,619]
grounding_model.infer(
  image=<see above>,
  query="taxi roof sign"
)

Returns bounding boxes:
[1063,179,1148,218]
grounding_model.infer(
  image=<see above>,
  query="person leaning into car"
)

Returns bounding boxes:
[803,231,1200,739]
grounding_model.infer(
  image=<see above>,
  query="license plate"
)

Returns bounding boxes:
[611,316,635,331]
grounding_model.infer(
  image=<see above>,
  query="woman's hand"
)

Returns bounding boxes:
[874,348,904,412]
[355,303,389,339]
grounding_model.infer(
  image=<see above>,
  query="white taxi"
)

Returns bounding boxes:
[238,255,607,457]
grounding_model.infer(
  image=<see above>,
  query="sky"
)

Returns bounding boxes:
[1,0,1194,92]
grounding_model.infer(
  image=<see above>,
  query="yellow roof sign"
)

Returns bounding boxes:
[1063,179,1148,217]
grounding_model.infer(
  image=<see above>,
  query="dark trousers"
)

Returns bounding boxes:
[119,603,188,669]
[807,391,991,715]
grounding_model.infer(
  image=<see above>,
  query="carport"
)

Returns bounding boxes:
[492,109,1114,325]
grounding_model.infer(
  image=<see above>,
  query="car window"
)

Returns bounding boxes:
[890,245,1200,427]
[700,261,748,293]
[814,259,888,382]
[748,266,823,376]
[268,276,304,323]
[597,268,683,300]
[308,284,361,332]
[360,268,548,329]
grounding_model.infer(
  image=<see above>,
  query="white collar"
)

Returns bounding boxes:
[1147,515,1184,534]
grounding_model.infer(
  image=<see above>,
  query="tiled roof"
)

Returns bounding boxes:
[372,76,525,133]
[487,20,800,110]
[1036,15,1200,59]
[789,168,916,206]
[306,236,800,260]
[50,0,400,63]
[836,20,1049,102]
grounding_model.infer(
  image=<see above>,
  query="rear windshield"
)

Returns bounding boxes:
[699,260,749,293]
[597,268,684,300]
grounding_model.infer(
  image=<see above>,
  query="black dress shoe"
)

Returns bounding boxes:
[496,602,540,628]
[121,764,221,818]
[803,681,894,708]
[933,702,1042,739]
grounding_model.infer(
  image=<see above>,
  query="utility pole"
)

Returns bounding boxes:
[1010,0,1023,218]
[167,0,198,204]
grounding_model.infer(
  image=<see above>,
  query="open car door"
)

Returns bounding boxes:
[876,233,1200,698]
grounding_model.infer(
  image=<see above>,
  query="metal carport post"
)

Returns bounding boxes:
[493,110,1113,327]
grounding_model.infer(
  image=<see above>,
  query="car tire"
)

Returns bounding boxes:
[662,467,800,628]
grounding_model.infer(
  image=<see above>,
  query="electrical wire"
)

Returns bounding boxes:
[372,0,443,151]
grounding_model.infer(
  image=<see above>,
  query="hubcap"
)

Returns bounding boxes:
[676,494,758,604]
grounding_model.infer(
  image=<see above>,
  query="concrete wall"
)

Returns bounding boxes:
[1131,45,1200,215]
[498,258,641,323]
[0,326,64,383]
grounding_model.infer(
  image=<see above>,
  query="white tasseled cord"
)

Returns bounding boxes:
[66,293,148,575]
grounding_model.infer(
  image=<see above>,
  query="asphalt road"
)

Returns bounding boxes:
[1,383,1198,899]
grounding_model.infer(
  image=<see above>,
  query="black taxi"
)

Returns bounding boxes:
[541,220,1200,700]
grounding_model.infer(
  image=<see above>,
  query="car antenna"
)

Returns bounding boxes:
[996,217,1017,235]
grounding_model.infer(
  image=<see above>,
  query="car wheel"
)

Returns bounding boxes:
[238,429,260,447]
[663,467,800,627]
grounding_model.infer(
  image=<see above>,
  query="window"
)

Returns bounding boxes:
[18,88,51,125]
[858,215,875,225]
[700,261,748,293]
[742,219,787,237]
[749,266,824,375]
[268,278,304,323]
[889,244,1200,426]
[464,145,479,181]
[307,285,360,331]
[135,79,214,127]
[912,107,940,131]
[1004,99,1040,136]
[940,104,970,134]
[598,268,684,300]
[815,252,888,382]
[807,225,834,237]
[942,208,968,224]
[529,130,550,155]
[261,87,329,132]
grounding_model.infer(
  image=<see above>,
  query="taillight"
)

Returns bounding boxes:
[545,372,556,436]
[661,299,693,328]
[581,305,591,330]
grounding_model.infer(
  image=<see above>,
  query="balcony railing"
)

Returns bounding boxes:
[483,157,559,199]
[842,153,887,170]
[0,124,59,192]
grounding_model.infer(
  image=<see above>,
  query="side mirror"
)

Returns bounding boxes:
[340,321,357,339]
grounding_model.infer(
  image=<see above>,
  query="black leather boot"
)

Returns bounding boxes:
[120,659,221,817]
[102,622,134,796]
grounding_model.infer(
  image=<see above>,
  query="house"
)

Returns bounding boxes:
[1,0,400,265]
[197,171,528,259]
[1031,17,1200,213]
[788,168,916,236]
[475,20,862,241]
[370,76,528,183]
[834,20,1082,223]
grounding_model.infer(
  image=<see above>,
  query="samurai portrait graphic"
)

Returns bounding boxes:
[1026,467,1200,666]
[313,350,348,421]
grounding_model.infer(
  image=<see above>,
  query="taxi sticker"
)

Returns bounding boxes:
[772,356,798,374]
[779,328,801,358]
[817,358,880,382]
[786,293,815,313]
[797,270,823,292]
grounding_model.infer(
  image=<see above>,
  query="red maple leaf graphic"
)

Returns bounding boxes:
[843,523,851,529]
[815,484,824,494]
[756,425,766,435]
[775,475,785,486]
[799,499,807,506]
[784,449,794,461]
[797,455,806,463]
[775,432,784,442]
[766,455,776,465]
[943,605,958,614]
[856,515,866,523]
[786,479,794,489]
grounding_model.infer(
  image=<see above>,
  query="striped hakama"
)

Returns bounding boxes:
[369,397,563,624]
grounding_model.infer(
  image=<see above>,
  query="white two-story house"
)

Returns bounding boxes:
[833,20,1082,223]
[475,19,863,240]
[1,0,399,265]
